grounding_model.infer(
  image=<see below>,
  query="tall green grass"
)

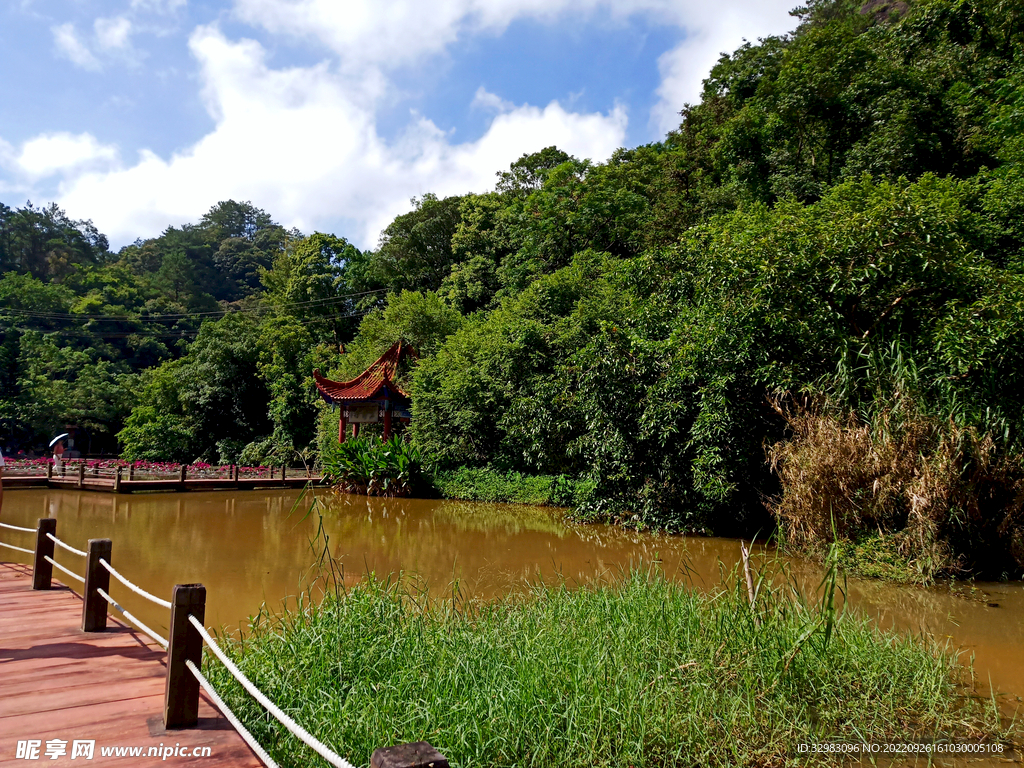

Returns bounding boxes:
[203,562,1005,767]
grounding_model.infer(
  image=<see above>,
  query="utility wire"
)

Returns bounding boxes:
[0,286,387,323]
[0,309,372,340]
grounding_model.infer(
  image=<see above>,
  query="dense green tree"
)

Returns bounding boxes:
[262,232,359,344]
[370,194,465,294]
[0,202,109,280]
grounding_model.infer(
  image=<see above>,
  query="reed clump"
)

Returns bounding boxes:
[769,402,1024,582]
[203,565,1005,767]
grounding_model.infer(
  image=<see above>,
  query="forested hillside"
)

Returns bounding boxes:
[3,0,1023,578]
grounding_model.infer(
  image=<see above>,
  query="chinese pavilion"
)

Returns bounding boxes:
[313,340,416,442]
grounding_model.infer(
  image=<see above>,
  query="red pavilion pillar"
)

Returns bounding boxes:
[338,409,347,444]
[383,405,392,441]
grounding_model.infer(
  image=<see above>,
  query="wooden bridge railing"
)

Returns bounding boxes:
[0,518,448,768]
[2,461,316,481]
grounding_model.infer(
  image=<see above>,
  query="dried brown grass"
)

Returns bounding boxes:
[768,400,1024,580]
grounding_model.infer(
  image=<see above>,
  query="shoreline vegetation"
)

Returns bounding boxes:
[4,0,1024,586]
[203,557,1015,768]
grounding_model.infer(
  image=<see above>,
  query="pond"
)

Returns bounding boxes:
[2,488,1022,714]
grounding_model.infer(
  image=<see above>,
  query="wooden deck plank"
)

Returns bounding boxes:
[0,563,265,767]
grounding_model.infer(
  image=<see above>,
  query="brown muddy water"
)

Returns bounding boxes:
[2,488,1023,748]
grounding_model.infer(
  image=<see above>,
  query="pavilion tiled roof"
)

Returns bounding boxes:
[313,340,414,404]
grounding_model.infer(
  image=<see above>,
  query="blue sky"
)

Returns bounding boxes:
[0,0,797,249]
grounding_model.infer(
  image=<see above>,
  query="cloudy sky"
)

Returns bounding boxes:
[0,0,797,249]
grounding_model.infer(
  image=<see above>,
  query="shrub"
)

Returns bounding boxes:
[429,466,594,506]
[320,435,422,497]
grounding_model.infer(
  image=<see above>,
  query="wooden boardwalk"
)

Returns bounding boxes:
[0,563,265,767]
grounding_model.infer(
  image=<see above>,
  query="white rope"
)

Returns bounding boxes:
[99,558,173,609]
[188,615,355,768]
[185,660,280,768]
[0,541,33,554]
[96,588,170,649]
[44,556,85,584]
[46,533,87,557]
[0,522,35,533]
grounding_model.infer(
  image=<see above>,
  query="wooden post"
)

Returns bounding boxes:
[46,462,53,480]
[129,463,135,481]
[281,465,286,481]
[113,466,122,493]
[233,464,239,485]
[370,742,449,768]
[32,518,57,590]
[164,584,206,729]
[82,539,112,632]
[77,462,86,488]
[339,410,347,443]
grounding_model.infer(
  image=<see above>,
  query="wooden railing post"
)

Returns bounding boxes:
[281,464,286,481]
[32,518,57,590]
[113,466,122,493]
[128,463,135,481]
[82,539,112,631]
[164,584,206,729]
[77,462,86,488]
[46,462,53,480]
[371,742,449,768]
[179,464,187,488]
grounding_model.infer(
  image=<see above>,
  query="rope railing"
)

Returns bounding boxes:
[184,660,280,768]
[96,588,170,649]
[43,555,84,584]
[47,533,87,558]
[3,517,437,768]
[0,521,35,533]
[0,541,34,554]
[187,615,357,768]
[99,558,173,609]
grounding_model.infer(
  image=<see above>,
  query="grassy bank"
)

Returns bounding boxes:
[429,466,593,506]
[203,568,1006,768]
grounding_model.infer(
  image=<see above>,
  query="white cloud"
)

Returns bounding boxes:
[234,0,685,69]
[14,133,120,179]
[95,17,133,51]
[649,1,797,136]
[130,0,187,12]
[54,27,626,248]
[31,0,798,248]
[52,23,101,70]
[472,87,516,113]
[233,0,796,135]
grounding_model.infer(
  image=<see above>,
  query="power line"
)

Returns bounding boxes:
[0,287,387,323]
[0,309,373,341]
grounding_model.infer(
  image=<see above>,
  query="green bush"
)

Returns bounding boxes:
[320,435,422,497]
[429,466,593,506]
